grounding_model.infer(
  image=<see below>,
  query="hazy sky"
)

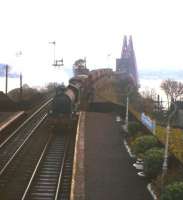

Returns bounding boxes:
[0,0,183,87]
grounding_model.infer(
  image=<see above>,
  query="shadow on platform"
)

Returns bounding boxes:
[88,102,126,113]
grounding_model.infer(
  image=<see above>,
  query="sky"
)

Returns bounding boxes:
[0,0,183,89]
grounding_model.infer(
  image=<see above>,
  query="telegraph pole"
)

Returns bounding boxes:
[20,73,23,101]
[16,50,23,101]
[5,65,8,95]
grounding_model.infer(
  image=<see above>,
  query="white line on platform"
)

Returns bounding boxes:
[147,183,158,200]
[123,139,136,158]
[70,112,85,200]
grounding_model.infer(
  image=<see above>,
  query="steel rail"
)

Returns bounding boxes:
[20,134,70,200]
[0,98,53,149]
[58,133,76,199]
[21,133,53,200]
[0,113,48,176]
[54,137,70,200]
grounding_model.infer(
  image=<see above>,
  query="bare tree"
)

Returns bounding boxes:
[46,82,61,92]
[141,87,157,100]
[139,88,157,113]
[161,79,183,107]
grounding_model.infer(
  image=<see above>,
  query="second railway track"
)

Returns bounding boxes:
[0,98,52,174]
[0,117,51,199]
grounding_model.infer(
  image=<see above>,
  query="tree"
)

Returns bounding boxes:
[117,79,138,106]
[46,82,61,92]
[141,87,157,100]
[8,86,39,102]
[73,59,86,69]
[140,88,157,113]
[161,79,183,108]
[22,83,30,89]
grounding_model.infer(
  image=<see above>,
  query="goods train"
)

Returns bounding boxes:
[49,68,112,131]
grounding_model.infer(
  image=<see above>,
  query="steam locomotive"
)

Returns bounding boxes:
[49,68,112,131]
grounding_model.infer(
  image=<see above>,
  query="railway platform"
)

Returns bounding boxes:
[71,111,153,200]
[0,111,25,132]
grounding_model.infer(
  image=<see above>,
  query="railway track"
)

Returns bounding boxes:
[57,131,76,200]
[0,95,54,143]
[0,118,51,199]
[0,97,76,199]
[0,98,53,146]
[0,99,53,198]
[0,127,76,200]
[0,98,52,173]
[21,133,68,200]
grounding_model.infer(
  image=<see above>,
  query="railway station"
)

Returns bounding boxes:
[0,36,154,200]
[0,35,183,200]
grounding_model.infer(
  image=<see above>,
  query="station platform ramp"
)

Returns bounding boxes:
[0,111,25,132]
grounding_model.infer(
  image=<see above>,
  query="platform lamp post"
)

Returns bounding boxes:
[20,72,23,101]
[124,94,129,132]
[161,102,177,188]
[124,86,133,132]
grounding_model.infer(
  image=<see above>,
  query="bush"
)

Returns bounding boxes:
[132,135,159,156]
[160,181,183,200]
[143,147,164,178]
[8,86,39,102]
[128,121,141,136]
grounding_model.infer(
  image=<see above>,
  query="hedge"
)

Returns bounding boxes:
[128,121,141,136]
[129,107,183,165]
[143,147,164,178]
[160,181,183,200]
[132,135,159,156]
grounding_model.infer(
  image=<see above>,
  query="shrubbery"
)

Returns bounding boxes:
[160,181,183,200]
[8,85,39,102]
[132,135,159,156]
[143,147,164,178]
[128,121,141,136]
